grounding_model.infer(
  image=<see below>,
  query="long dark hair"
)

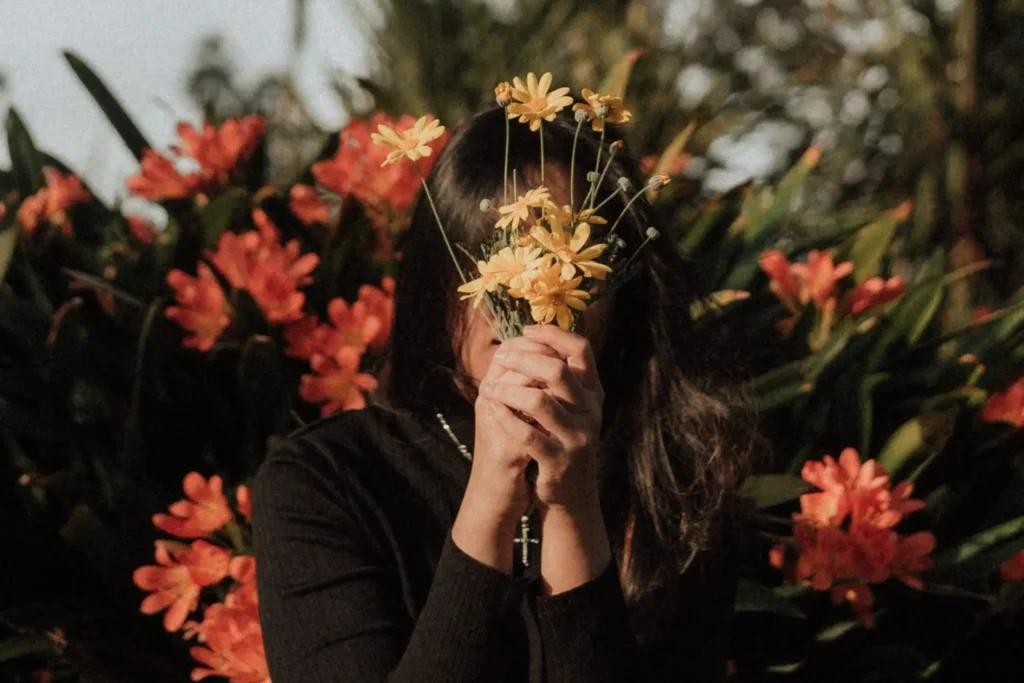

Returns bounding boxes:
[386,106,758,641]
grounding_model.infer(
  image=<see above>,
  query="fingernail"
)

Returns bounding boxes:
[480,381,493,396]
[523,325,538,336]
[494,349,508,361]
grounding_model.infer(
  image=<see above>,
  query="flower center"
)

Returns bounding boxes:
[529,95,548,111]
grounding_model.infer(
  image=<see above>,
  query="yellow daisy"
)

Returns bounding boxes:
[530,211,612,281]
[572,89,633,132]
[485,245,546,296]
[456,260,498,308]
[370,116,446,166]
[495,186,551,232]
[507,72,574,132]
[527,263,591,330]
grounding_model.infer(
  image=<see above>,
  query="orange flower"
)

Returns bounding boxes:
[299,346,379,416]
[289,184,333,225]
[207,210,319,324]
[165,265,231,352]
[846,276,907,315]
[981,377,1024,427]
[190,609,269,683]
[153,472,235,539]
[235,485,252,523]
[174,116,265,185]
[1001,549,1024,582]
[283,297,383,361]
[790,250,853,308]
[133,540,231,632]
[127,216,158,244]
[128,149,202,200]
[759,250,801,315]
[16,168,90,236]
[773,448,934,626]
[891,531,936,589]
[358,277,396,350]
[315,114,447,212]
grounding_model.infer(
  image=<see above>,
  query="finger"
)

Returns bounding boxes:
[481,382,575,445]
[493,349,586,406]
[522,325,600,389]
[486,398,560,457]
[481,338,560,386]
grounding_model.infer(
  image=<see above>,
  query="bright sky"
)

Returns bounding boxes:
[0,0,371,203]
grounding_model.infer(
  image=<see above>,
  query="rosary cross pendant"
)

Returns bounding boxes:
[513,513,539,567]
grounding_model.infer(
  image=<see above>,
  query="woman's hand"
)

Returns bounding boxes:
[452,336,562,573]
[480,324,611,594]
[479,324,605,513]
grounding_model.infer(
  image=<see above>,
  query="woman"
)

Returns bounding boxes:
[253,106,758,683]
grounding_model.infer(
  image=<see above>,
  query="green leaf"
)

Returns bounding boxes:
[6,108,45,195]
[847,202,912,282]
[876,410,956,478]
[200,188,248,250]
[734,579,806,618]
[934,515,1024,567]
[815,620,861,642]
[0,633,56,664]
[0,227,16,285]
[678,182,747,258]
[63,51,152,162]
[740,474,811,509]
[742,146,821,243]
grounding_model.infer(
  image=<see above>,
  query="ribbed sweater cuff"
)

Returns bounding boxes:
[402,531,528,681]
[533,560,639,682]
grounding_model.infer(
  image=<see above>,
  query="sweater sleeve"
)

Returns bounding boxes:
[533,543,738,683]
[252,440,527,683]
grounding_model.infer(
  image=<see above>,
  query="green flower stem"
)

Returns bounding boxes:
[592,142,619,208]
[569,118,584,213]
[539,122,545,183]
[607,184,654,241]
[618,229,657,273]
[416,162,466,283]
[589,126,607,209]
[591,187,622,214]
[224,521,246,554]
[503,111,511,204]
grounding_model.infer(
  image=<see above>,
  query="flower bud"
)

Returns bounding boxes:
[587,171,600,183]
[617,177,633,192]
[649,174,672,190]
[610,140,624,153]
[574,109,591,124]
[646,227,660,240]
[479,198,492,212]
[595,103,611,118]
[495,82,513,108]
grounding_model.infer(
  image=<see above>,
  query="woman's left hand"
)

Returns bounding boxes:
[479,324,605,513]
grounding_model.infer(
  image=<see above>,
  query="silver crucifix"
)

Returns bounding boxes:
[512,513,539,567]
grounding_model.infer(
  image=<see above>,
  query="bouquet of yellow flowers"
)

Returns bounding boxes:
[371,71,670,339]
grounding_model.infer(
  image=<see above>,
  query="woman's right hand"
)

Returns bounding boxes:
[451,337,559,573]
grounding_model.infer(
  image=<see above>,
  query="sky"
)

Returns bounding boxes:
[0,0,372,203]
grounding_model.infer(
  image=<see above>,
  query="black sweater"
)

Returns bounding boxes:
[252,401,737,683]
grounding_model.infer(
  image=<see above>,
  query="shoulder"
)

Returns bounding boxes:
[255,405,409,500]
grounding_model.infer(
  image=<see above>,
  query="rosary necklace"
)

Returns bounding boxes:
[435,411,539,568]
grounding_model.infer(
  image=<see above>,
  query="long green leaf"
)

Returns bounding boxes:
[6,108,44,195]
[740,474,811,509]
[876,410,956,478]
[934,515,1024,567]
[0,227,16,285]
[734,579,806,618]
[847,201,911,281]
[64,50,152,161]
